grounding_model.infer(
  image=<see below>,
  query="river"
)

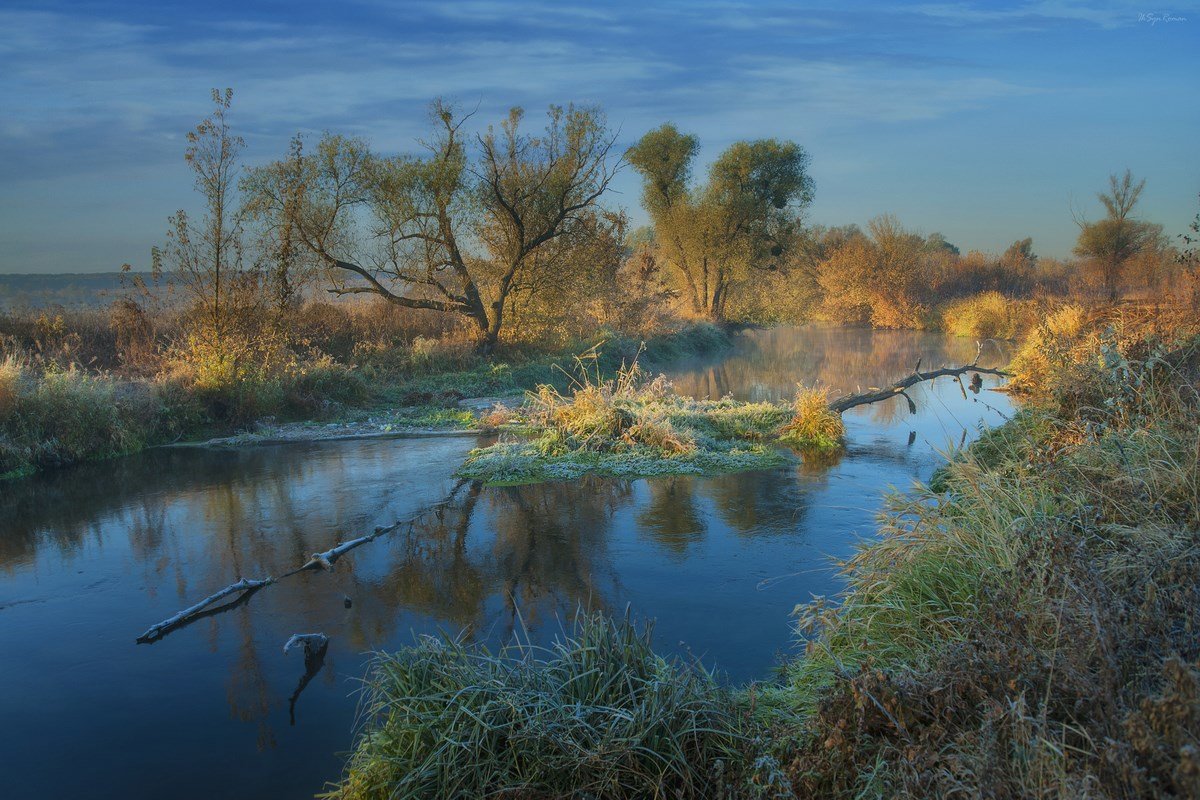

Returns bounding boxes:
[0,326,1012,799]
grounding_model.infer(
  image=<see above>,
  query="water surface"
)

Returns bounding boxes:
[0,326,1011,799]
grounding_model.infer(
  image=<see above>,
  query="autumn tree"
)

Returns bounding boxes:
[627,125,813,321]
[244,101,621,351]
[1074,170,1162,302]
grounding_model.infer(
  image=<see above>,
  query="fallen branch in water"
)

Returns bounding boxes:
[294,535,377,573]
[828,349,1009,415]
[136,577,274,644]
[135,481,469,644]
[284,632,329,656]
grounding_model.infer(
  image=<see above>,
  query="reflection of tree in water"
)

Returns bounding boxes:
[707,466,824,535]
[637,477,705,555]
[636,463,827,556]
[226,607,277,752]
[484,477,629,633]
[347,481,488,640]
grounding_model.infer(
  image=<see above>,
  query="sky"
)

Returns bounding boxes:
[0,0,1197,273]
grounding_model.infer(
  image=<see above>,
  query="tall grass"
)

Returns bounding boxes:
[459,356,791,484]
[329,614,750,800]
[778,386,845,451]
[783,318,1200,798]
[0,357,164,477]
[939,291,1041,339]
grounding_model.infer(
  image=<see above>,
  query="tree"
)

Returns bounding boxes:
[816,215,932,328]
[154,88,252,359]
[627,125,813,320]
[244,101,621,351]
[924,232,960,255]
[1074,170,1161,302]
[999,237,1037,292]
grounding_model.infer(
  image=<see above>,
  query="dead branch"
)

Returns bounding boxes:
[135,479,470,645]
[283,632,329,656]
[293,534,377,573]
[285,633,330,727]
[136,577,274,644]
[829,347,1009,415]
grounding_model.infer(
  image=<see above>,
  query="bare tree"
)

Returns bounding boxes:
[154,88,250,357]
[243,101,621,351]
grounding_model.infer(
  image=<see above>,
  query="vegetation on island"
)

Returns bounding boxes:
[458,358,796,485]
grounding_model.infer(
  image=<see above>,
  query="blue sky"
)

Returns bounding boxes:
[1,0,1197,272]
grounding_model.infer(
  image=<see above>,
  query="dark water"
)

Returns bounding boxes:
[0,327,1011,800]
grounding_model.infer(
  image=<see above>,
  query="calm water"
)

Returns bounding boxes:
[0,327,1011,799]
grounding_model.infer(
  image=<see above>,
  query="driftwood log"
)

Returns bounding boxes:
[828,350,1008,416]
[284,633,330,726]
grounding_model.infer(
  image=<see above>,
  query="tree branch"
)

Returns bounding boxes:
[829,352,1008,415]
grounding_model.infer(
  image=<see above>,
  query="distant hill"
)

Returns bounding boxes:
[0,273,143,310]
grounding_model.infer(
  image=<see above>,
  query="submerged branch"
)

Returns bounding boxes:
[136,577,274,644]
[135,480,470,644]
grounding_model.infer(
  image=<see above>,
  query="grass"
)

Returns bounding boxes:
[0,356,162,478]
[777,387,845,451]
[778,313,1200,798]
[938,291,1041,340]
[328,613,756,800]
[459,361,864,485]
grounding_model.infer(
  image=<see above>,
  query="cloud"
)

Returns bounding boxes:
[0,0,1192,270]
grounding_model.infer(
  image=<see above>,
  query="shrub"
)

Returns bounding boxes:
[1005,303,1087,394]
[0,365,162,475]
[283,357,371,414]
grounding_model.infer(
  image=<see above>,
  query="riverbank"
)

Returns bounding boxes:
[0,322,731,479]
[330,307,1200,799]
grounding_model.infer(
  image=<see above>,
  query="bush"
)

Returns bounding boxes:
[939,291,1039,339]
[330,614,749,800]
[283,357,371,414]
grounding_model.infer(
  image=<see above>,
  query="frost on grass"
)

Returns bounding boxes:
[454,358,803,485]
[458,438,787,485]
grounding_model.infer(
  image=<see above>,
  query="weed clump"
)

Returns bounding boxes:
[329,614,750,800]
[939,290,1040,339]
[778,386,845,452]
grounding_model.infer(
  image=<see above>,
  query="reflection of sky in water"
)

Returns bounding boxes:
[0,327,1014,800]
